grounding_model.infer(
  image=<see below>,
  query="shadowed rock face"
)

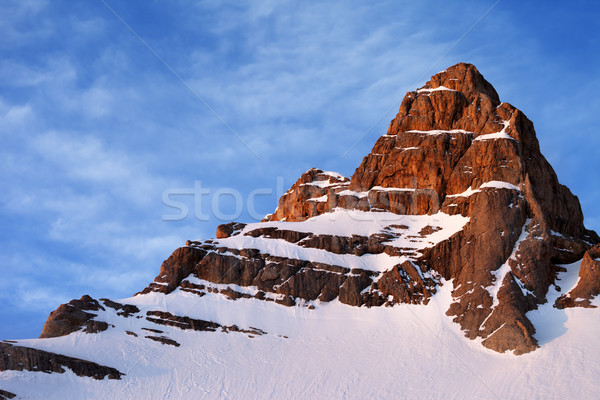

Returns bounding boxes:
[555,244,600,308]
[0,342,123,380]
[40,63,598,356]
[0,389,16,399]
[136,246,208,295]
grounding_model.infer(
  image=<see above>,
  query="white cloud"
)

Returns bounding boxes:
[31,132,129,182]
[0,100,32,127]
[0,61,48,86]
[70,16,106,37]
[79,84,114,118]
[29,131,167,204]
[0,0,52,47]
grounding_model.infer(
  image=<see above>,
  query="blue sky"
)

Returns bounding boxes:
[1,0,599,339]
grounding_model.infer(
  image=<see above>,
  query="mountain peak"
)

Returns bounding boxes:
[257,62,599,354]
[418,62,500,105]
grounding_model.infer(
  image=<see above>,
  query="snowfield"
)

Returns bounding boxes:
[211,209,471,272]
[2,261,599,400]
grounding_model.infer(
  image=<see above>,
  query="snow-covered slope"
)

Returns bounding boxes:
[2,261,599,399]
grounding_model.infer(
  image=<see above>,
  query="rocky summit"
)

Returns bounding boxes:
[2,63,600,399]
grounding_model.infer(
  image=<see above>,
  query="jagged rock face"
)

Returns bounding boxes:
[40,63,598,357]
[266,168,350,222]
[140,246,207,294]
[556,244,600,308]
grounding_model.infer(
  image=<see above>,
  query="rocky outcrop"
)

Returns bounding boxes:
[0,389,16,399]
[100,299,140,317]
[146,310,267,337]
[367,261,439,305]
[145,335,181,347]
[137,246,207,294]
[555,244,600,308]
[39,297,143,339]
[265,168,350,222]
[39,295,108,339]
[0,342,123,380]
[216,222,247,239]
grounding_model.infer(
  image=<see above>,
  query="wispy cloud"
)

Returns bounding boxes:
[0,0,52,47]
